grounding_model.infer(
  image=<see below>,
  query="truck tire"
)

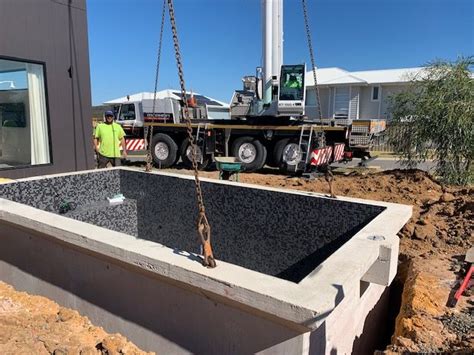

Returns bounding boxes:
[180,137,210,170]
[273,138,303,173]
[151,133,178,168]
[231,136,267,172]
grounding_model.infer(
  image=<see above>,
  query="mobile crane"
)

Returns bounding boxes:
[113,0,385,173]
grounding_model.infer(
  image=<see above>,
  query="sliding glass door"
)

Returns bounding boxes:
[0,57,50,168]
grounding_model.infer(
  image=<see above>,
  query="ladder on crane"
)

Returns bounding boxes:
[295,125,314,172]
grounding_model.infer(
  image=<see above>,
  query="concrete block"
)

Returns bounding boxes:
[361,237,400,286]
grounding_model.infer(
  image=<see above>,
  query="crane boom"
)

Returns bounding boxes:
[262,0,283,104]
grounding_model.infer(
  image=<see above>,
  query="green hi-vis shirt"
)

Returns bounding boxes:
[95,122,125,158]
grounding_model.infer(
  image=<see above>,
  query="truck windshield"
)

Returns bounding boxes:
[118,103,136,121]
[279,65,305,101]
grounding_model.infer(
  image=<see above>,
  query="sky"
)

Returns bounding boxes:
[87,0,473,106]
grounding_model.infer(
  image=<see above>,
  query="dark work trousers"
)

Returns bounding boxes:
[97,153,121,168]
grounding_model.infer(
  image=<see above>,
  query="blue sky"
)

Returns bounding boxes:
[87,0,473,105]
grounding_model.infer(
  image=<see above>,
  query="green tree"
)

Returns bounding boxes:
[388,57,474,185]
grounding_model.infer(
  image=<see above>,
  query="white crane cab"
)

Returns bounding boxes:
[277,64,306,116]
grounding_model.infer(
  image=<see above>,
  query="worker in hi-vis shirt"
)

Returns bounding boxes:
[94,110,127,168]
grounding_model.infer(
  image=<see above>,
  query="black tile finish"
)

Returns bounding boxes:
[64,199,138,237]
[119,170,385,282]
[0,169,385,283]
[0,170,120,213]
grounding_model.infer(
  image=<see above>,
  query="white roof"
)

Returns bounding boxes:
[305,67,366,86]
[104,89,228,107]
[305,67,426,86]
[351,67,425,84]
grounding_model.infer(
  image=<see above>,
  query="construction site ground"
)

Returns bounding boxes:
[1,167,472,354]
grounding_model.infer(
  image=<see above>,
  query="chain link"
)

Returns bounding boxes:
[146,0,167,172]
[302,0,323,124]
[167,0,216,267]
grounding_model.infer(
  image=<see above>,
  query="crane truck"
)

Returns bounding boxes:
[113,0,385,173]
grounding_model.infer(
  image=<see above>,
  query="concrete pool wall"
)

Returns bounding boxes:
[0,168,411,354]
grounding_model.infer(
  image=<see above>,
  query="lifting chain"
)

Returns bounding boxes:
[302,0,323,124]
[167,0,216,268]
[303,0,335,198]
[146,0,167,172]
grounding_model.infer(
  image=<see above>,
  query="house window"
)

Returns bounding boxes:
[371,86,380,101]
[0,57,51,168]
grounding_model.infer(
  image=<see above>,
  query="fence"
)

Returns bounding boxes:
[371,124,397,153]
[371,134,395,153]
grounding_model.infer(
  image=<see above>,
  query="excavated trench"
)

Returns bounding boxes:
[374,255,410,352]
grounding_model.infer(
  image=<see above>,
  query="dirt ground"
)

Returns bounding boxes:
[0,281,154,354]
[1,167,472,353]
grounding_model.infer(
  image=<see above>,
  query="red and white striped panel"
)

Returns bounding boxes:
[310,146,333,166]
[124,139,145,151]
[333,143,345,162]
[322,146,334,164]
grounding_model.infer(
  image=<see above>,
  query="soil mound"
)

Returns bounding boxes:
[0,281,153,354]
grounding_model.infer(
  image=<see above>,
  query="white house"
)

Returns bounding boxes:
[305,67,424,120]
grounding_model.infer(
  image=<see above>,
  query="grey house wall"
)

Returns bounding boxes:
[0,0,93,178]
[307,83,409,120]
[359,85,407,120]
[359,86,379,119]
[305,87,331,119]
[319,87,331,117]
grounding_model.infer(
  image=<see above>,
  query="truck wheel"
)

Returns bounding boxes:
[231,136,267,171]
[180,138,210,170]
[151,133,178,168]
[273,138,303,173]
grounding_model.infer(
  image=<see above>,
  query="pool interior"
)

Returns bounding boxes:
[0,169,385,283]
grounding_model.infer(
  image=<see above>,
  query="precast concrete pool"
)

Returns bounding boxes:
[0,168,411,354]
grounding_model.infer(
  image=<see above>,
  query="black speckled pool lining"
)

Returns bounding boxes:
[0,169,385,283]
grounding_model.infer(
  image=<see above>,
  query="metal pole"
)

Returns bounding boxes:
[263,0,273,104]
[271,0,282,83]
